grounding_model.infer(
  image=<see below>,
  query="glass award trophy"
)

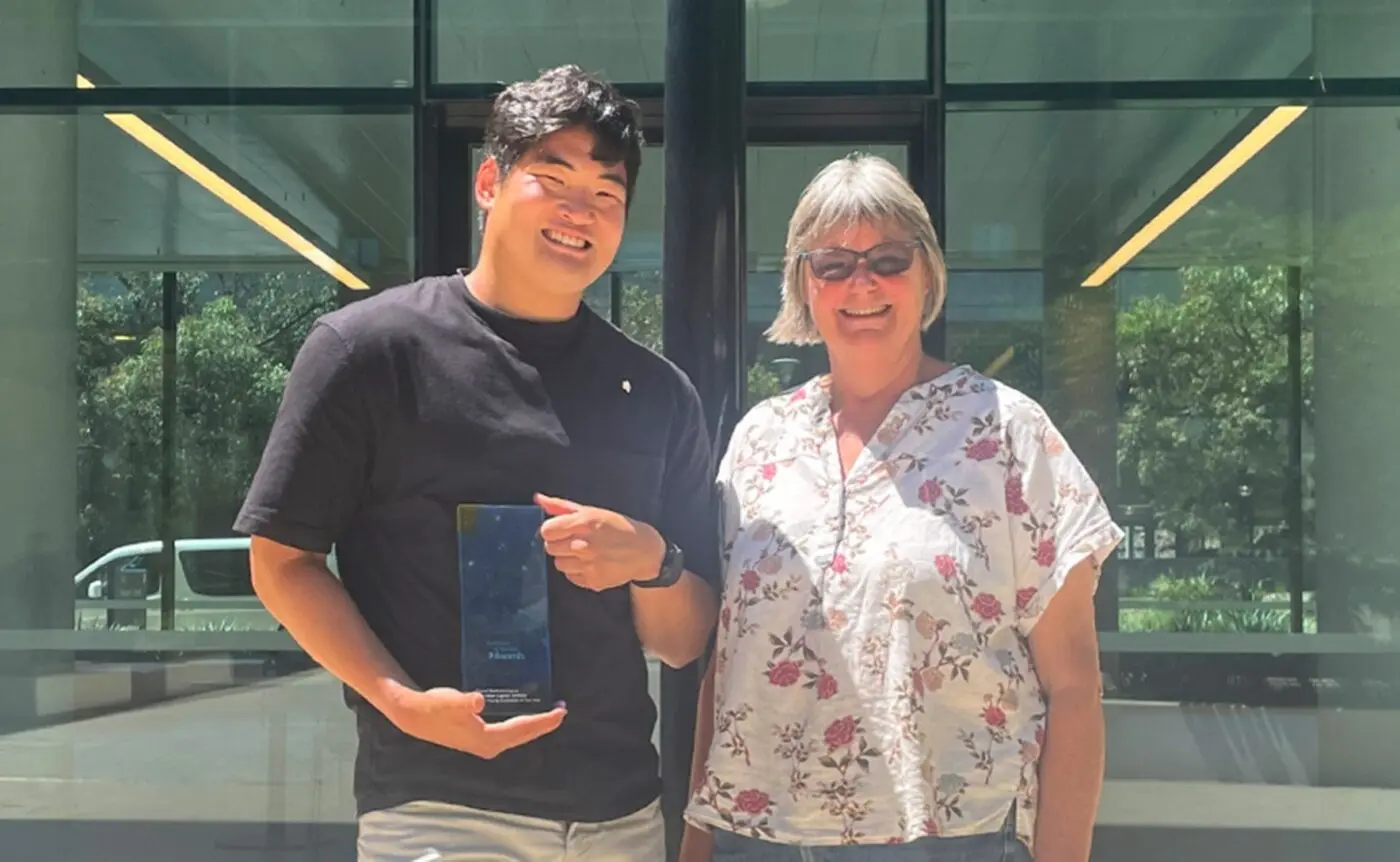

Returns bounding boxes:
[457,503,553,717]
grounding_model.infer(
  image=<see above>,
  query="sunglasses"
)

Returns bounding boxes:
[800,240,920,282]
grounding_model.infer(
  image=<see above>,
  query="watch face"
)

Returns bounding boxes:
[646,542,683,587]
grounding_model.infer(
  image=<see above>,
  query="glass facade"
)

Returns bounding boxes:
[2,2,1398,859]
[946,0,1400,83]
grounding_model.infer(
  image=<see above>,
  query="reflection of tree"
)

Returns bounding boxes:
[1115,200,1400,641]
[1118,264,1312,549]
[77,272,338,562]
[614,276,787,404]
[616,280,663,353]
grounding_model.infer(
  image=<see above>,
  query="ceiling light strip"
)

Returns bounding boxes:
[1081,104,1308,288]
[76,74,369,291]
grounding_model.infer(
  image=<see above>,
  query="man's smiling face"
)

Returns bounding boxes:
[476,125,629,302]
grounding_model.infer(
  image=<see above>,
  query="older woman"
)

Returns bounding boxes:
[680,154,1123,862]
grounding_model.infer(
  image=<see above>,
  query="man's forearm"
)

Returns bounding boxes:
[251,541,416,716]
[631,571,718,668]
[1034,689,1105,862]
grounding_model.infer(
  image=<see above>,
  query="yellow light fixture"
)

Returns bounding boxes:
[77,74,370,291]
[1081,104,1308,288]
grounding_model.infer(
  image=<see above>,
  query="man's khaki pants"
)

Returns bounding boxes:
[356,798,665,862]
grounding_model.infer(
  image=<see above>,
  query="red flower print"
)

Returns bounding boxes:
[830,554,848,574]
[1016,587,1037,611]
[761,463,777,481]
[768,661,801,687]
[982,704,1007,728]
[918,479,941,504]
[1035,539,1057,568]
[816,673,839,700]
[1005,475,1029,515]
[923,818,940,836]
[740,569,760,591]
[824,716,857,749]
[971,593,1004,621]
[734,788,771,815]
[934,555,958,580]
[966,438,1000,461]
[1035,725,1046,748]
[720,606,732,629]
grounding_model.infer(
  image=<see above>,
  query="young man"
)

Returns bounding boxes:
[234,65,720,861]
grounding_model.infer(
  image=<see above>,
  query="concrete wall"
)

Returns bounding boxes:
[0,2,79,723]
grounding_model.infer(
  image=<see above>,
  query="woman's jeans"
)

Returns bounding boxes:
[710,806,1032,862]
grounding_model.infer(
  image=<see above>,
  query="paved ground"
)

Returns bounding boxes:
[0,668,1397,861]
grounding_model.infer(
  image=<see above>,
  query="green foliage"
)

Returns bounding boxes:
[1119,569,1301,634]
[1117,264,1312,544]
[746,362,785,403]
[77,272,338,561]
[617,282,663,353]
[1113,263,1320,632]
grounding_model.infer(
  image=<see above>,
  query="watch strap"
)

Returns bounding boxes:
[634,540,684,588]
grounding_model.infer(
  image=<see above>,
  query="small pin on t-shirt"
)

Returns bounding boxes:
[621,379,632,393]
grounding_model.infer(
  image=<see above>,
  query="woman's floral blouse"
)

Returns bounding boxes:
[684,366,1124,851]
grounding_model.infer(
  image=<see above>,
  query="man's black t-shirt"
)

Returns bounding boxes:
[233,274,720,823]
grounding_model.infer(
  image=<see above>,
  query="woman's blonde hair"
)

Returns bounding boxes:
[765,153,947,346]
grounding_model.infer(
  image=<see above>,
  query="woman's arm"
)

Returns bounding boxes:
[678,653,718,861]
[1026,558,1105,862]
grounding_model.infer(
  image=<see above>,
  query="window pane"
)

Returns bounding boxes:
[947,104,1312,638]
[948,0,1400,83]
[179,548,255,598]
[5,1,415,88]
[83,110,414,281]
[435,0,930,85]
[747,0,926,82]
[745,144,910,407]
[436,1,665,84]
[1,102,411,848]
[946,102,1400,843]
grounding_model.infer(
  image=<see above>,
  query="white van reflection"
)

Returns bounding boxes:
[73,537,338,631]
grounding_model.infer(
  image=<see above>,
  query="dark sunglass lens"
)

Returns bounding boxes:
[809,251,856,280]
[868,244,916,276]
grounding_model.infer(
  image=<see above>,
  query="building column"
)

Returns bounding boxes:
[660,0,745,857]
[1309,114,1400,790]
[1310,122,1400,635]
[1310,3,1400,787]
[0,0,79,721]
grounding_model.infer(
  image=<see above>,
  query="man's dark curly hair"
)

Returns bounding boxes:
[484,65,644,207]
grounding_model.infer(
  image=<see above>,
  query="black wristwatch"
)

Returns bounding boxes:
[634,539,685,588]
